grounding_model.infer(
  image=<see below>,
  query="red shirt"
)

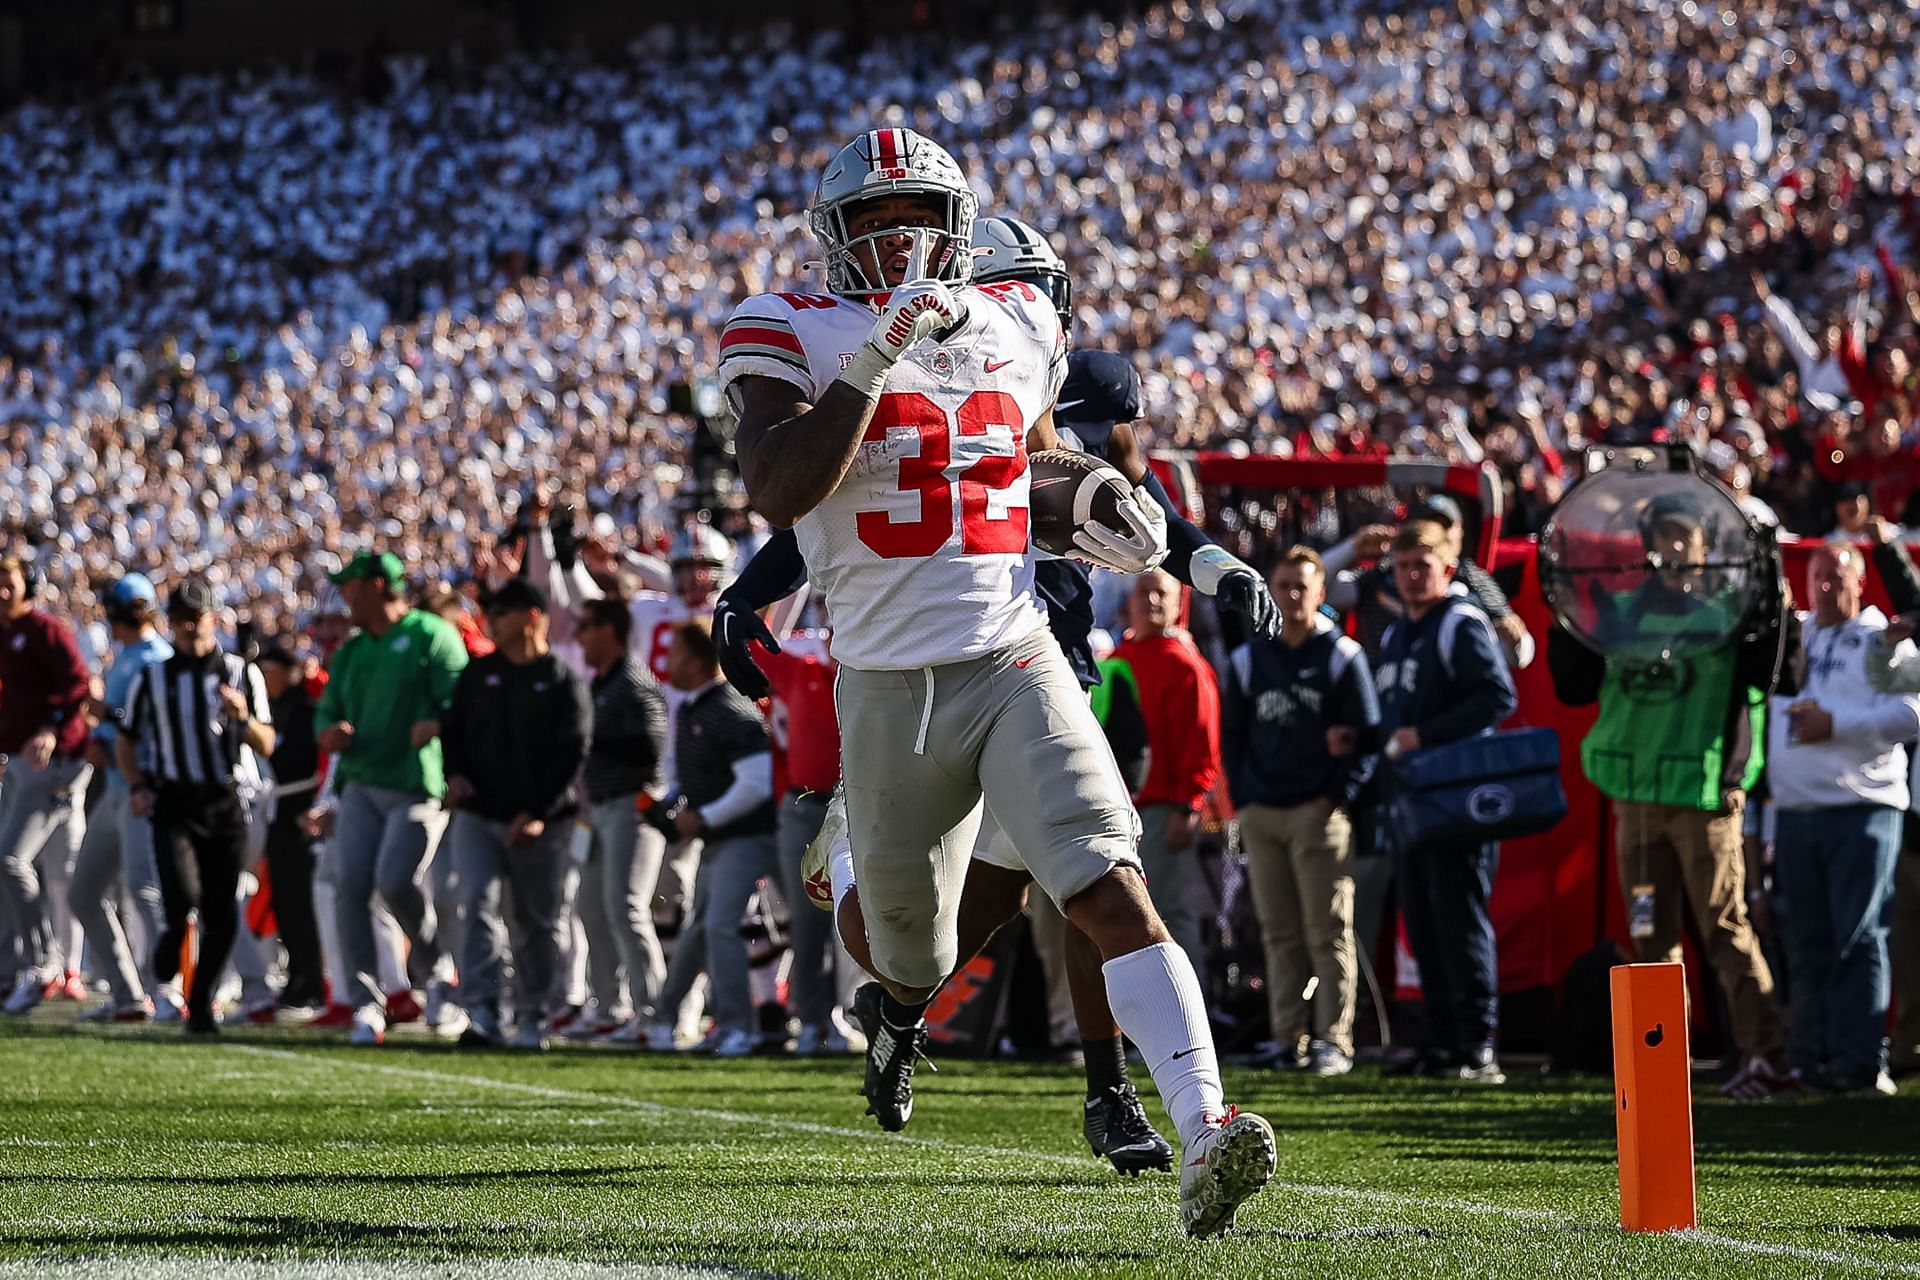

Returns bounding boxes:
[760,639,841,797]
[0,608,93,758]
[1111,629,1220,810]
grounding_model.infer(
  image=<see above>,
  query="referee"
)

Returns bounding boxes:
[116,578,275,1035]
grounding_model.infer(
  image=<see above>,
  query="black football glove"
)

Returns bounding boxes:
[1216,567,1281,640]
[713,592,780,700]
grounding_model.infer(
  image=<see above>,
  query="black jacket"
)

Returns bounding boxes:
[267,684,320,829]
[584,654,667,803]
[1375,596,1517,748]
[442,651,592,824]
[1223,621,1380,810]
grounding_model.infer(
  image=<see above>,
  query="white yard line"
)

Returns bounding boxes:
[230,1046,1920,1275]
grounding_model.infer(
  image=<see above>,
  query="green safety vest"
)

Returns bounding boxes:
[1089,656,1139,725]
[1581,589,1765,810]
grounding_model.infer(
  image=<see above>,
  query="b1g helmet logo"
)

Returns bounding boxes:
[1467,784,1517,825]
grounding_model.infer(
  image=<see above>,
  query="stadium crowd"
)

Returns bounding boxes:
[0,0,1918,1094]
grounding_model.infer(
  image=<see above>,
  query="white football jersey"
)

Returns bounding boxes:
[717,282,1066,670]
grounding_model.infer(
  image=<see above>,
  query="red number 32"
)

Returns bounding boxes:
[855,390,1029,559]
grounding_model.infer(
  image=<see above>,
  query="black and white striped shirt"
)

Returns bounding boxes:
[123,649,272,787]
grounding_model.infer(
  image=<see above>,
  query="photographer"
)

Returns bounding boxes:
[1548,493,1795,1100]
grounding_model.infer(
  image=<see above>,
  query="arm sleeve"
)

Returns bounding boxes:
[1103,676,1152,794]
[1762,292,1825,380]
[1866,635,1920,694]
[1332,643,1382,808]
[1872,539,1920,616]
[530,672,594,822]
[699,751,775,828]
[1831,681,1920,751]
[1458,560,1514,619]
[427,623,469,713]
[245,664,273,725]
[315,647,346,726]
[726,530,811,611]
[1419,612,1518,744]
[1320,532,1365,577]
[1170,657,1222,807]
[1326,569,1360,615]
[439,668,474,782]
[46,622,92,732]
[1138,469,1214,588]
[1547,624,1605,707]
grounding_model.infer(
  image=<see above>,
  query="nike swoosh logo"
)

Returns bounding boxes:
[1013,655,1037,669]
[1171,1046,1201,1060]
[1054,398,1084,411]
[985,358,1014,372]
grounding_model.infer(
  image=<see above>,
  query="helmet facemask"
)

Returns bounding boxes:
[819,199,973,298]
[808,129,978,300]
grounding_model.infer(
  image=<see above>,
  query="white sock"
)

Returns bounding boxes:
[1103,941,1225,1151]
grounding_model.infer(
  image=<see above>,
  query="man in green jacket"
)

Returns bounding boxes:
[316,551,469,1045]
[1548,495,1795,1099]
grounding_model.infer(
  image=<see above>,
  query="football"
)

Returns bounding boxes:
[1029,448,1134,557]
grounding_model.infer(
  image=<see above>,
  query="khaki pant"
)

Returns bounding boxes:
[1891,851,1920,1073]
[1614,795,1783,1063]
[835,629,1139,989]
[1239,800,1356,1056]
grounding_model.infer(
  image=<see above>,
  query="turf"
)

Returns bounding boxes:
[0,1019,1916,1279]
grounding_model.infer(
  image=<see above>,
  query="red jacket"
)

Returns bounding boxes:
[0,608,93,758]
[1112,629,1220,811]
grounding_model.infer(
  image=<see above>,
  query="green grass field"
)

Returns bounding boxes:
[1,1018,1916,1279]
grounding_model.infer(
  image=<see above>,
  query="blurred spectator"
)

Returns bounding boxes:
[1112,569,1221,977]
[0,553,94,1015]
[314,550,468,1046]
[1547,495,1795,1099]
[1225,548,1378,1076]
[652,620,776,1057]
[68,574,173,1022]
[116,578,275,1035]
[440,577,593,1051]
[1865,521,1920,1079]
[569,595,669,1045]
[758,619,848,1056]
[1770,544,1915,1096]
[1370,523,1517,1082]
[257,643,326,1011]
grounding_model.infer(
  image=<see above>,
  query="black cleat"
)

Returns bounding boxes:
[1083,1083,1175,1175]
[853,982,932,1132]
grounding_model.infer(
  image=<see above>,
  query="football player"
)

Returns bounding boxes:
[716,214,1279,1176]
[718,130,1275,1237]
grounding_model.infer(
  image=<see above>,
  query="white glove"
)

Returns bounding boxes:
[840,273,967,398]
[1071,485,1169,575]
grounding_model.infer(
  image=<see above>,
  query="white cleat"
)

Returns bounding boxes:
[1179,1109,1277,1238]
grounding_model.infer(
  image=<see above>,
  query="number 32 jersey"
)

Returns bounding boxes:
[717,283,1067,671]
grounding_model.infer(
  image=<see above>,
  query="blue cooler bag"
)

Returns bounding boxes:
[1384,727,1567,853]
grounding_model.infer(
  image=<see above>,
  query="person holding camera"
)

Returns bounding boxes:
[114,579,275,1034]
[440,578,593,1050]
[1547,493,1795,1100]
[1356,522,1517,1082]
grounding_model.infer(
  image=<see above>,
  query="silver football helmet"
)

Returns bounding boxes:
[970,214,1072,330]
[809,127,977,299]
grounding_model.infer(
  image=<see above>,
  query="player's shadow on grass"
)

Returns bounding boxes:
[0,1166,635,1190]
[0,1214,522,1252]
